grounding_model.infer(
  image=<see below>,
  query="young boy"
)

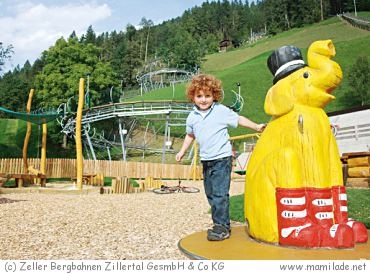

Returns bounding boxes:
[176,74,265,241]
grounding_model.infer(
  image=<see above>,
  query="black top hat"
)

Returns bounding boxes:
[267,45,306,84]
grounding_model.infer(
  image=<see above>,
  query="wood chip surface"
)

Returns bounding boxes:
[0,179,245,260]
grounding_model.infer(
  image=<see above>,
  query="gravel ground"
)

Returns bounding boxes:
[0,179,245,260]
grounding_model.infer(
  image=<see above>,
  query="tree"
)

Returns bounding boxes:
[0,42,14,74]
[0,70,29,114]
[84,25,97,45]
[34,37,118,109]
[164,26,202,70]
[347,56,370,106]
[139,17,154,63]
[0,58,39,115]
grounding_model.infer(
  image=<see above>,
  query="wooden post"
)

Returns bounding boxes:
[190,141,201,181]
[76,78,85,190]
[111,178,117,193]
[23,89,34,171]
[40,123,47,186]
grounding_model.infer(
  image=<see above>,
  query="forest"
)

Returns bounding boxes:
[1,0,368,111]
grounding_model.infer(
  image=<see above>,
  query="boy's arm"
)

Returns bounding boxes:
[176,133,195,162]
[238,116,266,132]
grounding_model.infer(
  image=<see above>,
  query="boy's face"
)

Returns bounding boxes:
[194,90,214,111]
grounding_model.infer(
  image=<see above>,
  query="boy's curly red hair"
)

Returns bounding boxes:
[186,74,223,102]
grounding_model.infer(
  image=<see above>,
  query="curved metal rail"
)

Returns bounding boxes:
[59,100,193,161]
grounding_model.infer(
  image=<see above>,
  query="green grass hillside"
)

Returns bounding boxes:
[0,119,41,158]
[202,16,370,73]
[0,119,35,158]
[130,16,370,138]
[0,119,74,158]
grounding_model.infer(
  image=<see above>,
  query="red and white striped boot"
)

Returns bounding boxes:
[306,187,354,248]
[332,186,368,243]
[276,187,321,247]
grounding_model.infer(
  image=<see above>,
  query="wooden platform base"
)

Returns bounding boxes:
[178,226,370,260]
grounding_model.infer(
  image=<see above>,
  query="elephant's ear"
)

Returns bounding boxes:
[264,83,294,117]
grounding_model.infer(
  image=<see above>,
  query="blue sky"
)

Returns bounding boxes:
[0,0,208,72]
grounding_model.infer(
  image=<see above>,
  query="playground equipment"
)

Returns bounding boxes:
[0,106,60,124]
[58,80,245,163]
[228,82,244,113]
[0,74,245,189]
[229,133,260,175]
[75,78,84,189]
[136,67,194,96]
[58,99,193,162]
[0,89,61,186]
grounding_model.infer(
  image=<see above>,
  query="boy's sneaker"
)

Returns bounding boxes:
[207,224,230,241]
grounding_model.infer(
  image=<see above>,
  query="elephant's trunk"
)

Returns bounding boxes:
[307,40,343,93]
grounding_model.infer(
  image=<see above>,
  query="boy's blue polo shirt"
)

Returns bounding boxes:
[186,103,239,161]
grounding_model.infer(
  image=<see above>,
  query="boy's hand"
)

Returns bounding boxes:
[256,123,266,132]
[176,152,184,162]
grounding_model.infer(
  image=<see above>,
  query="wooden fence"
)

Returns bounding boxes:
[0,158,202,180]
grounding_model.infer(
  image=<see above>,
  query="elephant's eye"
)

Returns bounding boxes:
[303,72,309,78]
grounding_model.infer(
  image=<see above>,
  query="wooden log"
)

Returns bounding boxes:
[145,176,153,189]
[123,177,127,194]
[121,177,126,194]
[342,164,348,184]
[343,151,370,158]
[348,166,370,177]
[139,181,145,192]
[117,177,121,193]
[126,177,131,193]
[341,155,348,164]
[96,173,104,186]
[111,178,117,193]
[114,178,119,193]
[347,156,370,167]
[346,177,370,188]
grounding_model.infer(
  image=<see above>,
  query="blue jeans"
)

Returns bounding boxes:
[202,156,232,230]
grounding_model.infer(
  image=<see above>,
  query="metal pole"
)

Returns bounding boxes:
[85,73,90,108]
[142,121,150,159]
[162,115,170,164]
[120,75,124,92]
[119,120,126,161]
[353,0,357,17]
[109,86,113,103]
[172,82,175,98]
[107,146,111,161]
[83,141,91,160]
[85,128,96,160]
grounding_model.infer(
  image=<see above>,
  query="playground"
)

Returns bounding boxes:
[0,53,369,260]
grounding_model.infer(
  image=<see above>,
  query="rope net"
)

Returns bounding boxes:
[0,107,60,124]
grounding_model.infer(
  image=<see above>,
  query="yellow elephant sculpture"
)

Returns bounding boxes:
[244,40,368,248]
